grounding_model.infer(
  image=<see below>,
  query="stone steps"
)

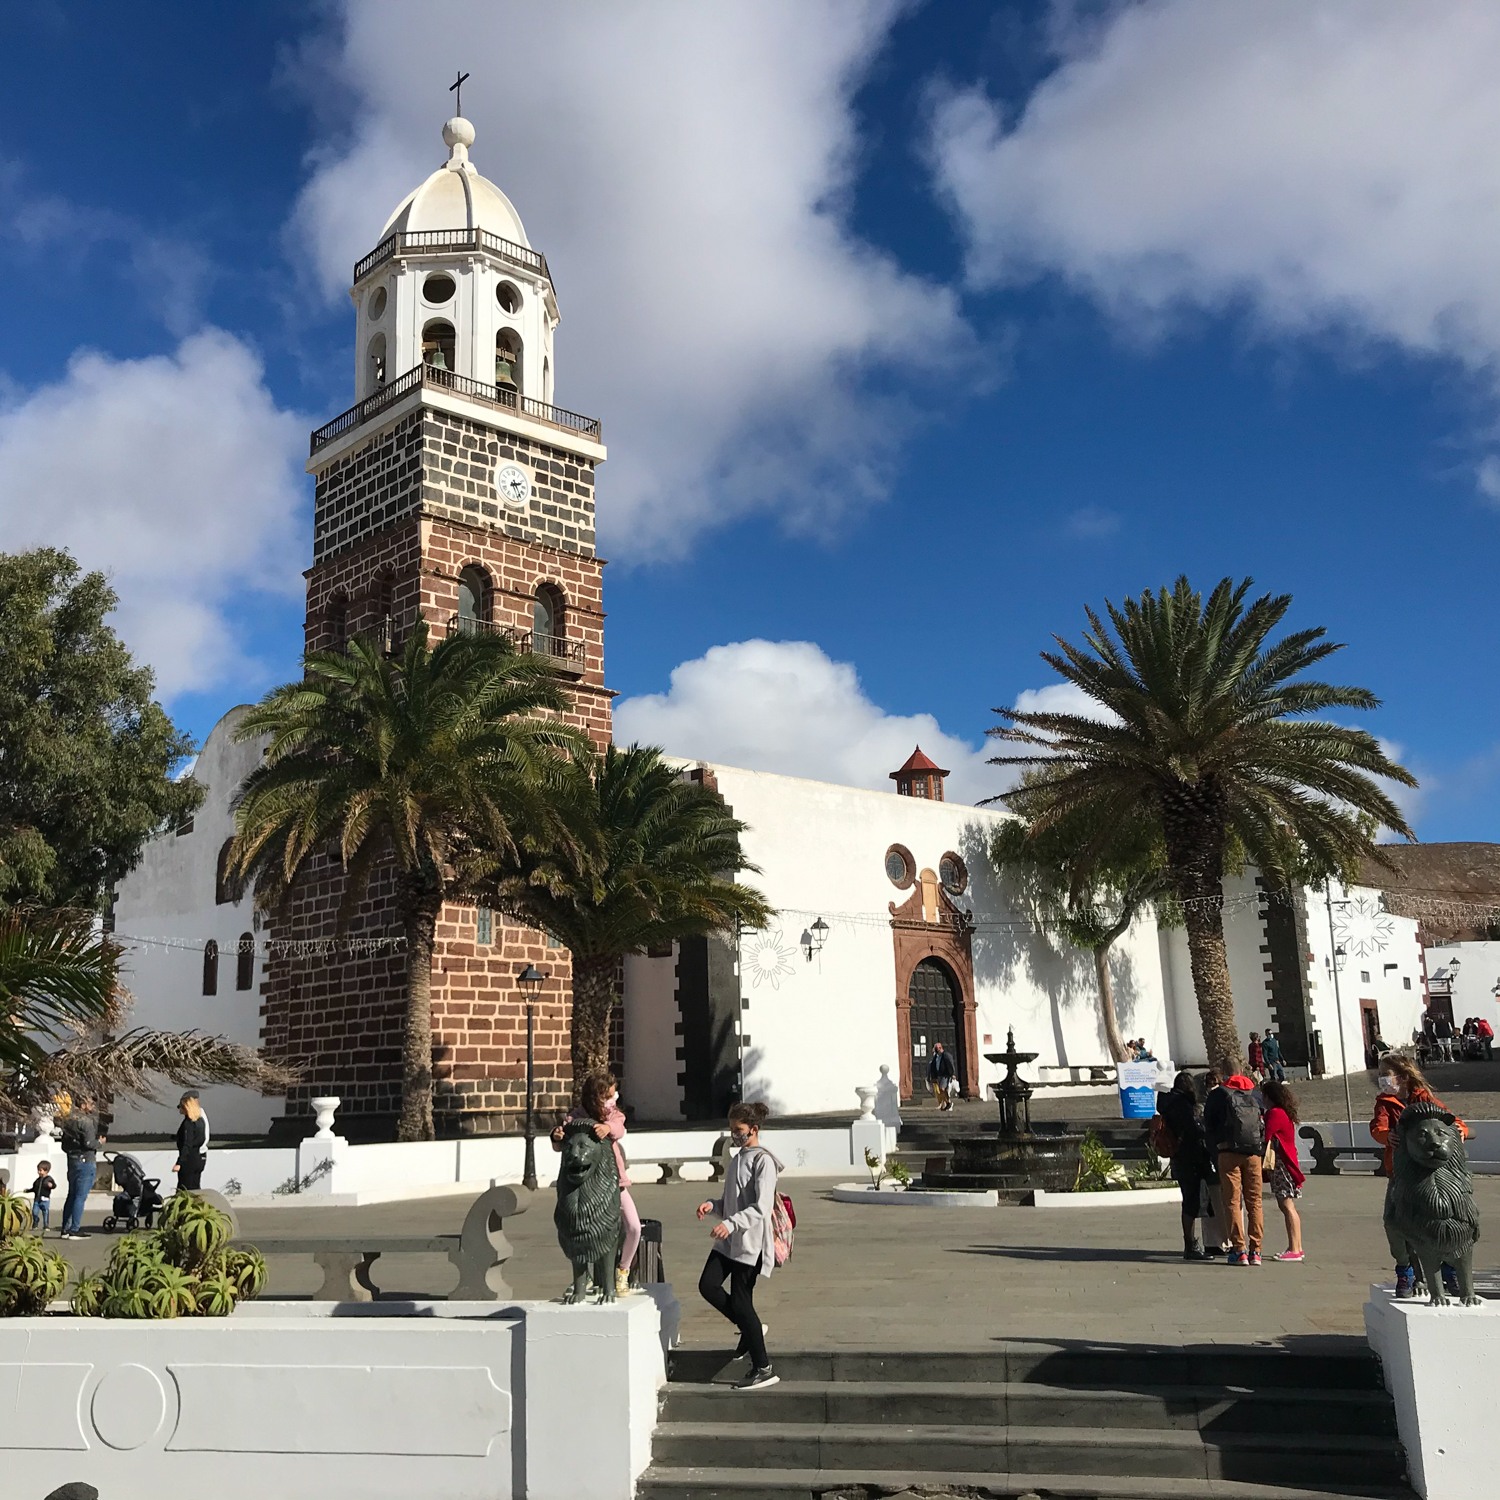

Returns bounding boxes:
[642,1347,1412,1500]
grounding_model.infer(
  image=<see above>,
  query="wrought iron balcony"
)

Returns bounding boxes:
[354,228,550,287]
[446,616,587,672]
[310,361,602,454]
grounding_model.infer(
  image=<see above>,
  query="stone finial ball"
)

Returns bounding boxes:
[443,116,476,149]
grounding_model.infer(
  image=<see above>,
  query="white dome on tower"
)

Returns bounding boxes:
[380,116,530,247]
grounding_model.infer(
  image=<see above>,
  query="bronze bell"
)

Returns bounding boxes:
[495,352,517,389]
[426,345,449,371]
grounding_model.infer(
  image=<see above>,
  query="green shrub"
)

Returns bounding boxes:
[1075,1130,1131,1192]
[0,1189,31,1241]
[0,1234,69,1314]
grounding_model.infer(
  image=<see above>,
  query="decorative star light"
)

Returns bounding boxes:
[1333,896,1395,959]
[744,933,797,990]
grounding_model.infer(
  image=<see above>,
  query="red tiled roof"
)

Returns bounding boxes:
[890,745,949,779]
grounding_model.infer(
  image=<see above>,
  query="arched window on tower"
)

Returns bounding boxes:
[542,355,552,404]
[367,332,387,392]
[202,940,219,997]
[422,320,456,372]
[215,839,235,905]
[326,593,348,652]
[495,329,523,400]
[236,933,255,992]
[455,566,490,637]
[533,583,564,657]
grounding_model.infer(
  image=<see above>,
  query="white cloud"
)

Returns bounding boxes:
[1010,682,1104,720]
[290,2,970,559]
[931,1,1500,394]
[614,639,1002,804]
[0,330,306,697]
[1064,504,1120,540]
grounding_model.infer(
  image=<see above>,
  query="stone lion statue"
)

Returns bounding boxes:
[1384,1099,1481,1307]
[553,1118,623,1304]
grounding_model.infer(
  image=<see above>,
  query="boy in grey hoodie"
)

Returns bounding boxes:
[697,1100,783,1390]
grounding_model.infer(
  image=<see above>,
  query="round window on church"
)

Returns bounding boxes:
[939,853,968,896]
[368,286,387,320]
[423,272,456,305]
[885,844,914,890]
[496,281,522,314]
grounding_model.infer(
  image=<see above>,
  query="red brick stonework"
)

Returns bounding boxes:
[263,389,612,1136]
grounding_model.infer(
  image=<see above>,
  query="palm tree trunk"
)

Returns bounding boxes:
[1161,785,1241,1075]
[1092,944,1130,1063]
[396,902,439,1142]
[570,952,618,1102]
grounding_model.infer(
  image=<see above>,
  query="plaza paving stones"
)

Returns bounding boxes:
[43,1171,1500,1346]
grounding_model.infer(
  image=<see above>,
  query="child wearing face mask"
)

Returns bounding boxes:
[551,1070,640,1297]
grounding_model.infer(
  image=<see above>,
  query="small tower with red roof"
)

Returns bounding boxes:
[890,745,949,801]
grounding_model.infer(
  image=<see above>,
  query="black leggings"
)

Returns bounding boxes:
[699,1250,767,1368]
[177,1158,204,1192]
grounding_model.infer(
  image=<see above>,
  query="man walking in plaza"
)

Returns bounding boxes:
[928,1041,956,1110]
[1431,1012,1456,1063]
[58,1097,105,1240]
[1203,1066,1265,1266]
[1261,1029,1285,1082]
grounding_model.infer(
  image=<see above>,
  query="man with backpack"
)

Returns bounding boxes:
[1203,1065,1266,1266]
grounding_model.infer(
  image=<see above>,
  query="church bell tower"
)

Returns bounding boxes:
[262,112,610,1138]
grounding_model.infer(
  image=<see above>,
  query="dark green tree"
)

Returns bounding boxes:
[229,625,585,1141]
[495,744,773,1094]
[992,577,1416,1074]
[0,549,200,908]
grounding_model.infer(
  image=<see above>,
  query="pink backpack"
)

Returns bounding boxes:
[771,1189,796,1267]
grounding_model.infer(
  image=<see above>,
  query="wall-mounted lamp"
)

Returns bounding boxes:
[800,917,829,963]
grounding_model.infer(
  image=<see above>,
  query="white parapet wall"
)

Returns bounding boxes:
[1365,1285,1494,1500]
[0,1297,666,1500]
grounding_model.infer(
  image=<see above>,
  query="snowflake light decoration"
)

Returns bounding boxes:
[1333,895,1395,959]
[744,933,797,990]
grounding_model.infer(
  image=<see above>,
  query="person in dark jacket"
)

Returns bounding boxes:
[927,1042,957,1110]
[1203,1066,1266,1265]
[173,1092,208,1192]
[59,1098,105,1240]
[1156,1072,1217,1261]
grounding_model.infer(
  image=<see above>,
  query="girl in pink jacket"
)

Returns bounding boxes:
[552,1070,641,1297]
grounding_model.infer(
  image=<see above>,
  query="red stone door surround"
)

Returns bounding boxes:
[891,871,979,1101]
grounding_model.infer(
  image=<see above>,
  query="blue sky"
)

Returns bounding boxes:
[2,2,1498,836]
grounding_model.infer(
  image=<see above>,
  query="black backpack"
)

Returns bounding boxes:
[1220,1089,1264,1156]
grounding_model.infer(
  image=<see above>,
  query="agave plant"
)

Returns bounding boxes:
[224,1246,268,1300]
[69,1270,105,1317]
[143,1262,198,1319]
[195,1271,238,1317]
[0,1187,31,1240]
[158,1194,231,1269]
[102,1283,154,1319]
[0,1235,69,1314]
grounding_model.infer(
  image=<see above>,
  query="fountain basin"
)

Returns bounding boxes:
[922,1130,1086,1196]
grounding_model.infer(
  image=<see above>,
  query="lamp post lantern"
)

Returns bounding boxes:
[517,963,548,1191]
[1323,888,1356,1156]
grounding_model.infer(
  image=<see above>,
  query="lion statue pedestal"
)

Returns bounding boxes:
[1384,1099,1481,1307]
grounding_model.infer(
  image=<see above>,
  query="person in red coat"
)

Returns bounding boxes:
[1261,1078,1306,1262]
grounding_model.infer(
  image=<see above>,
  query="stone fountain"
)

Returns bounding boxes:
[922,1028,1086,1199]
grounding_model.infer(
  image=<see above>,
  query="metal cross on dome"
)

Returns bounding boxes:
[449,70,471,116]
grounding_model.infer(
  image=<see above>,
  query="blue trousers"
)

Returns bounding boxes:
[61,1159,95,1235]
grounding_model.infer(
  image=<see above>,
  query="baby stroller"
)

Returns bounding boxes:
[101,1152,162,1232]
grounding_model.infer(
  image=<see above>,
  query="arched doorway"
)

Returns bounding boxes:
[907,958,962,1091]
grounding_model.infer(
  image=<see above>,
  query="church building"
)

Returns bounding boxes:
[110,112,1444,1142]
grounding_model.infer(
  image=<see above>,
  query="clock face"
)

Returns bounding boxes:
[496,463,530,507]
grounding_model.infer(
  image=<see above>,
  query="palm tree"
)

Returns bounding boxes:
[0,904,293,1117]
[991,577,1416,1074]
[228,624,586,1141]
[495,744,773,1092]
[990,791,1175,1063]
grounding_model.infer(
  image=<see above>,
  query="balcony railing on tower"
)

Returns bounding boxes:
[310,361,602,455]
[353,227,551,288]
[445,615,586,673]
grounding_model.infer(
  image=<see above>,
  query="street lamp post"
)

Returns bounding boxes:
[517,963,548,1191]
[1324,888,1356,1155]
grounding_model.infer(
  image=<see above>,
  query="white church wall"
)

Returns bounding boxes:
[1305,881,1425,1077]
[1424,940,1500,1032]
[688,765,1174,1116]
[111,708,280,1137]
[621,952,682,1120]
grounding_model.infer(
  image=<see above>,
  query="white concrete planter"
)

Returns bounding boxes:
[830,1182,1000,1207]
[0,1297,666,1500]
[1026,1185,1181,1209]
[1366,1283,1493,1500]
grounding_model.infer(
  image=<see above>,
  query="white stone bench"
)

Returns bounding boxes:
[627,1136,731,1185]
